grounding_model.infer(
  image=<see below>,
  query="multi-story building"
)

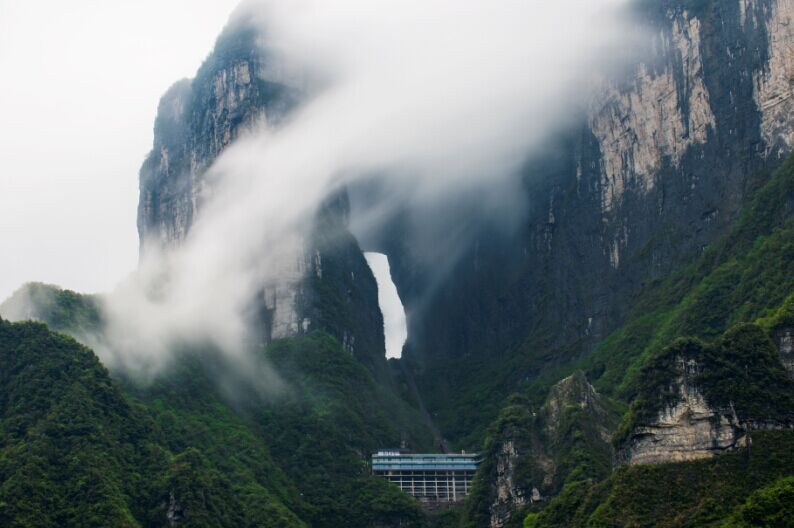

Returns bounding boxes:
[371,450,480,502]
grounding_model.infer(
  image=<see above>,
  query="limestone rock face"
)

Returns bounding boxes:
[752,0,794,157]
[590,0,794,199]
[618,344,794,467]
[486,372,613,528]
[137,27,299,251]
[619,358,748,465]
[489,440,529,528]
[545,371,612,444]
[136,20,386,367]
[590,12,716,214]
[136,24,306,345]
[488,427,551,528]
[165,491,184,527]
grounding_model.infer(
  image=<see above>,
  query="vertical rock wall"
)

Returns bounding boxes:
[137,20,386,366]
[590,12,716,214]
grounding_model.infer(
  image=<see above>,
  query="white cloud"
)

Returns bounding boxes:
[94,0,638,375]
[1,0,640,377]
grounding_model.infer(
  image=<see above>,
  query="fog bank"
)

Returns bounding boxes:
[88,0,640,377]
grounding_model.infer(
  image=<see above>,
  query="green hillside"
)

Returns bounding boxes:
[456,153,794,527]
[0,318,432,527]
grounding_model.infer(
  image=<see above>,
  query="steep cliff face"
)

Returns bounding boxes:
[468,149,794,524]
[589,12,716,215]
[138,24,299,250]
[135,0,794,445]
[592,0,794,215]
[752,0,794,156]
[487,428,547,528]
[136,19,386,368]
[617,325,794,466]
[618,356,750,465]
[372,0,794,445]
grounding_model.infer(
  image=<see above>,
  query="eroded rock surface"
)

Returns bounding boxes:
[590,11,716,214]
[487,372,612,528]
[619,358,749,465]
[753,0,794,157]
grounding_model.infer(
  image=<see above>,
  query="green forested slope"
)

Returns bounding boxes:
[504,152,794,411]
[0,283,103,337]
[0,318,430,527]
[586,155,794,401]
[0,319,170,527]
[524,431,794,528]
[4,126,794,528]
[458,154,794,527]
[461,373,622,528]
[126,333,431,528]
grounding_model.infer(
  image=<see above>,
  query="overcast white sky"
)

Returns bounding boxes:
[0,0,239,301]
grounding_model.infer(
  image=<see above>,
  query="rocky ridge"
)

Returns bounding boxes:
[617,324,794,466]
[469,372,615,528]
[617,356,751,465]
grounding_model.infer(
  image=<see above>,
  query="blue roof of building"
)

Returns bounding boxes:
[372,451,480,471]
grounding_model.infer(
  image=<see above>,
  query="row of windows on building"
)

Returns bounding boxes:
[371,451,481,503]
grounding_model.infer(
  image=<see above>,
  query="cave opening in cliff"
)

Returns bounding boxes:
[364,252,407,359]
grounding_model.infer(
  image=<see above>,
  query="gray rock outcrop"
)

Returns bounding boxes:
[619,357,749,465]
[487,372,613,528]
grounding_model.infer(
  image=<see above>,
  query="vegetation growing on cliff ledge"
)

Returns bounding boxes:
[460,151,794,528]
[462,374,621,528]
[585,153,794,402]
[524,431,794,528]
[614,323,794,445]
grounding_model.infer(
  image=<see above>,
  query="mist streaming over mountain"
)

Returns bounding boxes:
[100,0,637,376]
[4,1,794,526]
